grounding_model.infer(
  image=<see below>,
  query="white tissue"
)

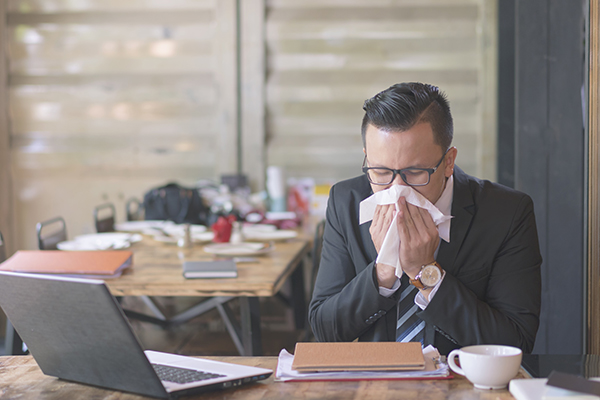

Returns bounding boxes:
[359,185,452,278]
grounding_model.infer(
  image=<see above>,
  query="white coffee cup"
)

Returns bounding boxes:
[447,345,523,390]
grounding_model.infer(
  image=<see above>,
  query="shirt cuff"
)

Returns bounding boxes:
[379,278,401,297]
[415,271,446,310]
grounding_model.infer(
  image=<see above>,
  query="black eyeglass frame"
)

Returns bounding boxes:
[362,147,451,187]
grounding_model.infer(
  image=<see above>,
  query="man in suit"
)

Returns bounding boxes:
[309,82,542,355]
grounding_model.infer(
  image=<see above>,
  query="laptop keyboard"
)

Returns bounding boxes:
[152,364,226,384]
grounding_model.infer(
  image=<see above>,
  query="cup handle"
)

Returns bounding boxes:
[447,349,465,376]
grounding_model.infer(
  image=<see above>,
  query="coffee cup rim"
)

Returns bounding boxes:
[458,344,522,357]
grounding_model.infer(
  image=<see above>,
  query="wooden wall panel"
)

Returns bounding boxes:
[264,0,497,183]
[6,0,237,249]
[0,0,15,254]
[241,0,266,191]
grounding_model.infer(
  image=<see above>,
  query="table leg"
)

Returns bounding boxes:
[239,297,262,356]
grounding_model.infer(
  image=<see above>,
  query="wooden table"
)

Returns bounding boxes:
[108,236,309,298]
[107,236,311,357]
[0,355,526,400]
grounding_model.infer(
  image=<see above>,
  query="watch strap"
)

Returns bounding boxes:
[409,261,443,289]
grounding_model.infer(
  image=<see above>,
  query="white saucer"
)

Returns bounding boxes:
[243,230,297,241]
[203,242,273,256]
[114,220,173,232]
[153,231,214,244]
[58,233,141,251]
[74,233,142,243]
[144,224,207,237]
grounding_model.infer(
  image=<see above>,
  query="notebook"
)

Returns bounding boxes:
[182,260,238,279]
[509,378,600,400]
[291,342,425,372]
[0,271,272,399]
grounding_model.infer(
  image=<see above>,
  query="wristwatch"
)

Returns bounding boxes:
[410,262,443,290]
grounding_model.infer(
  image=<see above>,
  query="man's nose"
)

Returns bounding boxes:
[392,173,408,186]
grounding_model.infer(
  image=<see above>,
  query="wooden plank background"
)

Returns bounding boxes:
[6,0,237,249]
[263,0,497,182]
[4,0,497,250]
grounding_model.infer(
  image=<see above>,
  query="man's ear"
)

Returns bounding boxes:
[444,147,458,177]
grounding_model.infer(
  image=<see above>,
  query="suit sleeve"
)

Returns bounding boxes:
[418,194,542,353]
[309,184,400,342]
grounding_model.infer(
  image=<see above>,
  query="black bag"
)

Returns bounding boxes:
[143,183,209,225]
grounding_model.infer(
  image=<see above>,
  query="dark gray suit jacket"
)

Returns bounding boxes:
[309,167,542,355]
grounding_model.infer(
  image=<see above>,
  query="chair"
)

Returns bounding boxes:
[305,219,325,341]
[36,216,67,250]
[310,219,326,294]
[0,230,5,263]
[94,203,116,233]
[125,197,144,221]
[1,231,26,355]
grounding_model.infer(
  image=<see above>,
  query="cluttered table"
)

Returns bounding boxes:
[0,355,527,400]
[106,235,309,298]
[103,224,311,357]
[2,220,313,357]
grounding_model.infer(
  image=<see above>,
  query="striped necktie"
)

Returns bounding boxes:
[396,274,425,343]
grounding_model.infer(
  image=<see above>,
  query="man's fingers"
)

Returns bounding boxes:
[396,198,411,241]
[418,206,438,231]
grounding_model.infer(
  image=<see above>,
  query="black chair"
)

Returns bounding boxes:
[94,203,116,233]
[125,197,143,221]
[304,219,325,341]
[1,231,26,356]
[36,216,67,250]
[0,230,5,262]
[310,219,326,294]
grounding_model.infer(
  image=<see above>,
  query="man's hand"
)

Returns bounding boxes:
[397,196,440,279]
[369,204,398,288]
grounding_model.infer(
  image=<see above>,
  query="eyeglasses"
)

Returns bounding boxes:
[362,148,450,187]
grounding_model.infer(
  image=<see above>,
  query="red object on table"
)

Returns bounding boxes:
[211,215,236,243]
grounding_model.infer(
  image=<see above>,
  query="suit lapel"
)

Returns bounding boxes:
[437,167,475,275]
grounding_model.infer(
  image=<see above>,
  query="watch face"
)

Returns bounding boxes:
[420,265,442,287]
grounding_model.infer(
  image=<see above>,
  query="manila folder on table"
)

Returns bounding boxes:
[291,342,425,372]
[0,250,133,278]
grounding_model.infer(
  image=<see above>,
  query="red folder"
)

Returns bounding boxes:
[0,250,132,278]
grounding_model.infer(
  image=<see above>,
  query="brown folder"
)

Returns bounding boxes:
[291,342,425,372]
[0,250,133,278]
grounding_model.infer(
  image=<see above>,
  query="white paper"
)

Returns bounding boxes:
[359,185,452,278]
[275,345,448,382]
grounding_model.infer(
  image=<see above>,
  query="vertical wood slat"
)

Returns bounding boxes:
[7,4,237,250]
[0,0,14,342]
[588,0,600,356]
[0,0,15,255]
[479,0,498,180]
[241,0,266,191]
[215,0,238,177]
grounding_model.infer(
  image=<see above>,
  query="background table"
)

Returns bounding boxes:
[107,236,311,356]
[0,355,527,400]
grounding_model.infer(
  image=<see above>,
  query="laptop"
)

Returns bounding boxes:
[0,271,272,399]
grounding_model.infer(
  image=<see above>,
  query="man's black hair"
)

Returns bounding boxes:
[361,82,453,151]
